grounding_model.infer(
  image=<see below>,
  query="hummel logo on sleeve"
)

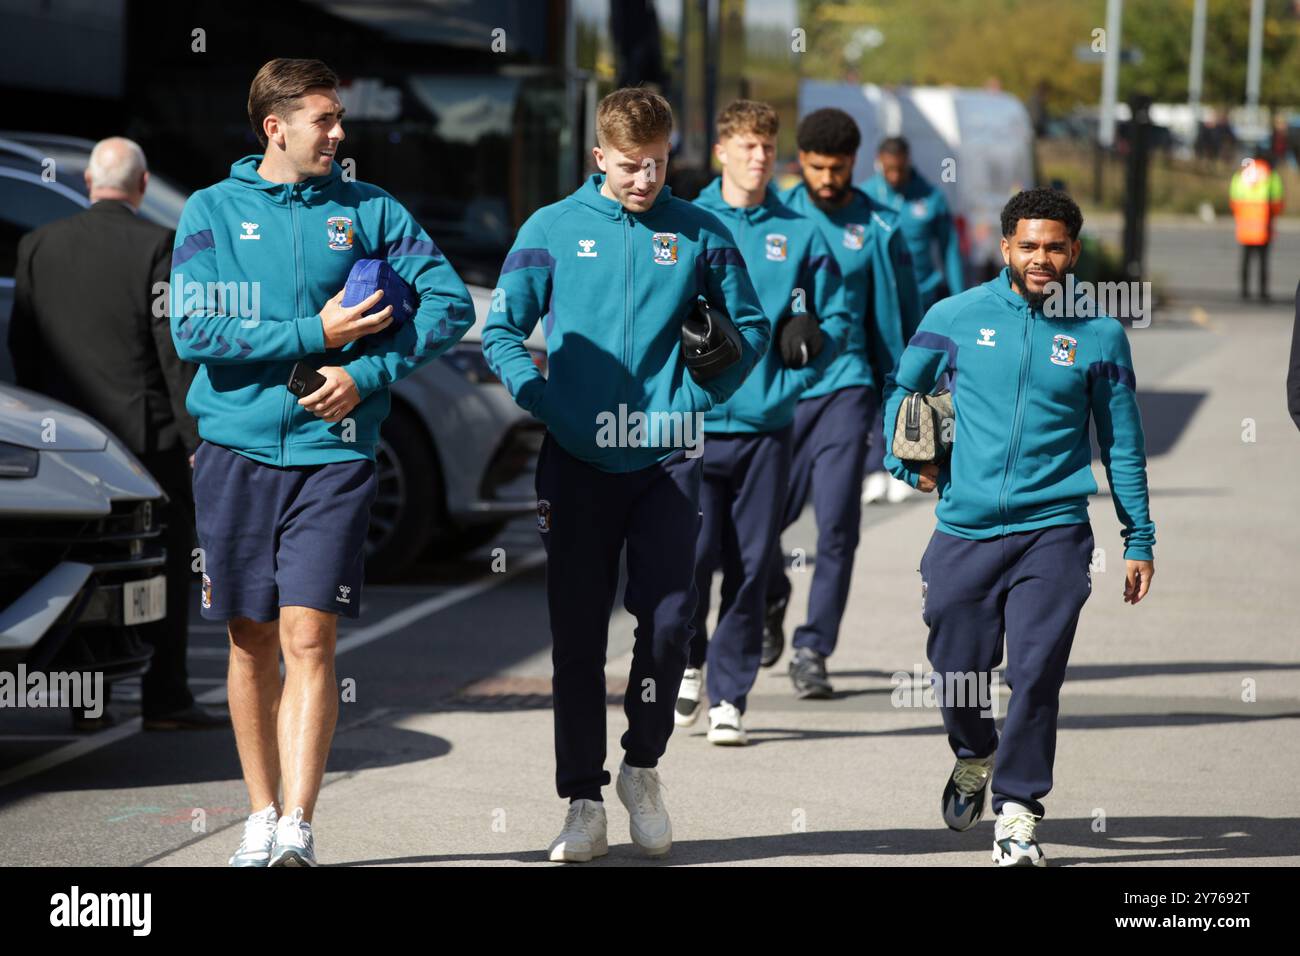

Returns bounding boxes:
[977,328,997,347]
[336,585,352,604]
[578,239,597,257]
[239,222,260,240]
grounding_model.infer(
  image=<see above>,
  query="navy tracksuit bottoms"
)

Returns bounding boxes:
[920,523,1095,817]
[767,385,879,657]
[535,433,702,802]
[688,426,792,713]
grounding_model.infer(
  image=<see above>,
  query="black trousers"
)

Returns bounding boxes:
[1240,243,1270,299]
[535,434,702,802]
[135,449,197,718]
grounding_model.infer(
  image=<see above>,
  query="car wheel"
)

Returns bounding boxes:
[366,403,442,580]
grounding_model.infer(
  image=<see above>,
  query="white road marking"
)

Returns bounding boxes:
[0,549,546,792]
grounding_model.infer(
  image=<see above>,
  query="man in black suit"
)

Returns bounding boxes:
[9,137,228,730]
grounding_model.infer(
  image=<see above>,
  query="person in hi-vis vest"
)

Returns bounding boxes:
[1230,149,1284,302]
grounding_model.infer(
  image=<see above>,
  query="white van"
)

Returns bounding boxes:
[797,81,1036,283]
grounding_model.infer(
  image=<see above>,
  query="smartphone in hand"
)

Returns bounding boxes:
[287,362,327,397]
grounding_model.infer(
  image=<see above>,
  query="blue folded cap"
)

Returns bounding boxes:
[341,259,417,327]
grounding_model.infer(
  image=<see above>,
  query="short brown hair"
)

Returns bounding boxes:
[596,87,673,152]
[247,58,340,149]
[716,99,779,143]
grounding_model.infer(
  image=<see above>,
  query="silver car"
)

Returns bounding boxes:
[0,132,542,579]
[0,383,166,681]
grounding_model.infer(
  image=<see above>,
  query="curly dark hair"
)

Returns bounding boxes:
[1000,187,1084,240]
[796,108,861,157]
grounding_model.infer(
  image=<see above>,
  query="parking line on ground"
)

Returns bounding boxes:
[0,549,546,792]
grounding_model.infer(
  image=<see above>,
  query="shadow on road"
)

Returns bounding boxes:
[333,814,1299,866]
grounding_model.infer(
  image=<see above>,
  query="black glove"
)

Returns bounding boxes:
[777,312,824,369]
[681,296,742,383]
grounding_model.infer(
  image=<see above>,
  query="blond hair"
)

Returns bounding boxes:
[596,87,674,152]
[715,99,779,143]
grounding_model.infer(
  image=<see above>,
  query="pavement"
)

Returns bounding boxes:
[1,220,1297,867]
[150,298,1300,867]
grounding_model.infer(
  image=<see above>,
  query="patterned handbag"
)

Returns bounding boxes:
[891,390,954,463]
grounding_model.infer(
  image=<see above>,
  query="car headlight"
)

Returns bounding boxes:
[0,442,39,479]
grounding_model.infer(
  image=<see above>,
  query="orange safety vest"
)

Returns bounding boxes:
[1230,159,1284,246]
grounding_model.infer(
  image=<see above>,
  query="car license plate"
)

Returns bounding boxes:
[123,576,166,625]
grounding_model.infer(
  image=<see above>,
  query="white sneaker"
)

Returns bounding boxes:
[228,803,277,867]
[861,470,889,505]
[548,798,608,863]
[706,701,748,746]
[269,806,317,867]
[674,667,704,728]
[885,474,915,503]
[615,760,672,857]
[992,802,1046,867]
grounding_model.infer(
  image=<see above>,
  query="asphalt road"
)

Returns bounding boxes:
[0,217,1296,866]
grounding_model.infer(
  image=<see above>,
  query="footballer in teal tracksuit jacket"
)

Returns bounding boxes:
[170,155,474,466]
[882,265,1155,561]
[885,241,1156,838]
[779,182,922,398]
[482,173,769,470]
[861,166,965,311]
[692,177,852,433]
[689,175,853,713]
[481,169,768,802]
[766,181,923,665]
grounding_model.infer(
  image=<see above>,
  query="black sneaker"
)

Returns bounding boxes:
[788,647,833,699]
[941,755,993,831]
[761,596,788,668]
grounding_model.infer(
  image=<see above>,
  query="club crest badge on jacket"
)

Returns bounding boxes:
[652,232,678,265]
[326,216,354,251]
[1050,334,1078,367]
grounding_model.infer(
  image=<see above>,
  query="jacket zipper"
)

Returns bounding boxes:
[724,209,748,430]
[997,303,1033,528]
[280,186,304,465]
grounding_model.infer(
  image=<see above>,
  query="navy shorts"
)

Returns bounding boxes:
[191,441,377,622]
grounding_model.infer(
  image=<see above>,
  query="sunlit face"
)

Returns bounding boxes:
[878,151,909,191]
[265,88,345,179]
[715,130,776,195]
[1000,218,1081,308]
[798,150,855,210]
[593,138,670,213]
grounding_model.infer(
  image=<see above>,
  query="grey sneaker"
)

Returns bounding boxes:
[789,647,833,699]
[942,755,994,831]
[269,806,317,867]
[228,804,278,867]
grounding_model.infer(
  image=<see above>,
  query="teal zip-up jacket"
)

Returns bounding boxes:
[882,267,1155,560]
[861,167,965,306]
[692,178,852,433]
[169,155,474,466]
[779,183,922,399]
[482,173,769,472]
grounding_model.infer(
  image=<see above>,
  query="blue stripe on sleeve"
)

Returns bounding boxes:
[1087,361,1137,391]
[699,247,746,268]
[172,229,214,269]
[909,330,959,393]
[386,236,443,259]
[501,248,556,275]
